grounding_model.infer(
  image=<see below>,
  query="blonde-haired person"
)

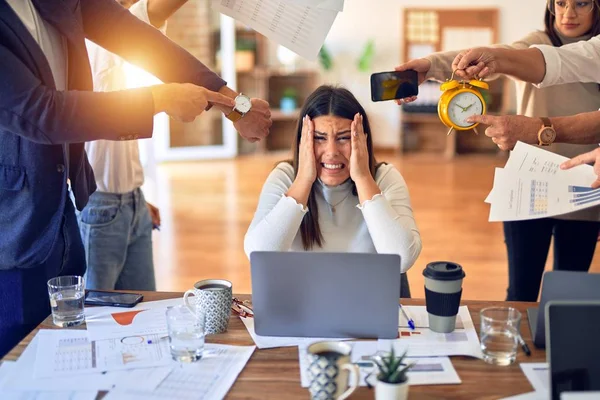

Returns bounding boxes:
[244,86,422,297]
[396,0,600,302]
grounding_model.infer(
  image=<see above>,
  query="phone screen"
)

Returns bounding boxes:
[370,70,418,102]
[85,290,143,307]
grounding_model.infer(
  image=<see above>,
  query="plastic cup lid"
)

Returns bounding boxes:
[423,261,466,281]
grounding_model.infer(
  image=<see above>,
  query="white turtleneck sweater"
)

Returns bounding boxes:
[244,162,422,273]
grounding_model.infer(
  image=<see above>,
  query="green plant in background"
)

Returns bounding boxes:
[357,39,375,72]
[369,346,412,385]
[282,87,298,100]
[318,45,333,71]
[236,38,256,52]
[480,89,493,108]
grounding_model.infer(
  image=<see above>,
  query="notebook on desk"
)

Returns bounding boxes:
[249,251,400,339]
[527,271,600,349]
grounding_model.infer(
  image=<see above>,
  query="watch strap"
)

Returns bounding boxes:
[226,109,243,122]
[540,117,552,128]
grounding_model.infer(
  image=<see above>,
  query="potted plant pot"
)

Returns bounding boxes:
[375,378,409,400]
[370,346,412,400]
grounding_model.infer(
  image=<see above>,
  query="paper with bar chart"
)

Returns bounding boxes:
[34,330,172,378]
[212,0,339,60]
[487,142,600,221]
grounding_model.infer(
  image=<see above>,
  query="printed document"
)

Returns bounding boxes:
[212,0,339,60]
[486,142,600,221]
[34,330,172,378]
[103,344,255,400]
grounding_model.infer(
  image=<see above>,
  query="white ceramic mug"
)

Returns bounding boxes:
[183,279,232,335]
[306,341,359,400]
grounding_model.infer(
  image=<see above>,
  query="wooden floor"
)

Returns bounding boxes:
[149,151,600,300]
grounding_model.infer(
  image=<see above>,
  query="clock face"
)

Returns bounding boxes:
[447,91,484,128]
[235,95,252,113]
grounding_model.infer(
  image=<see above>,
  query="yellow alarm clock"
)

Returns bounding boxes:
[438,72,489,136]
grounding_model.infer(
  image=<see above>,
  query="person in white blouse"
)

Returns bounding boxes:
[244,86,422,297]
[79,0,183,291]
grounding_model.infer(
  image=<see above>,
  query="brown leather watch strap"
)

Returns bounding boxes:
[540,117,552,127]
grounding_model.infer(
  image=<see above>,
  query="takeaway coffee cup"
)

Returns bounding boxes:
[423,261,465,333]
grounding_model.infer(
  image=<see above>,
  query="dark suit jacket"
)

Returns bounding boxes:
[0,0,226,269]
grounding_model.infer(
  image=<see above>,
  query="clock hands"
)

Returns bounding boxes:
[455,102,476,113]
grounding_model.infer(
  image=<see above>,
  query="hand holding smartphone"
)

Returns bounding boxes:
[370,70,418,102]
[84,290,144,308]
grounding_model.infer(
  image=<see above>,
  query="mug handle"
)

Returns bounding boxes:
[337,363,360,400]
[183,290,196,314]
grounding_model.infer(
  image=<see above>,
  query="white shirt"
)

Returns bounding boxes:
[6,0,69,171]
[6,0,67,91]
[244,163,422,273]
[85,0,164,193]
[532,35,600,88]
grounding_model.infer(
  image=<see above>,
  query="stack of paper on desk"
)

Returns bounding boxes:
[0,329,255,400]
[211,0,343,60]
[387,305,484,359]
[486,142,600,222]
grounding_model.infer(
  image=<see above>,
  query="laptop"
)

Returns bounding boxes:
[527,271,600,349]
[250,251,400,339]
[545,300,600,400]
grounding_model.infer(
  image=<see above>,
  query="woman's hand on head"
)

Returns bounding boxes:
[349,113,371,183]
[296,115,318,185]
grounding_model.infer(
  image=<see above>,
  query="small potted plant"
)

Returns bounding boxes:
[369,347,412,400]
[280,87,298,113]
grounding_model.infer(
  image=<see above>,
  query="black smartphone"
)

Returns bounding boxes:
[370,70,418,102]
[84,290,143,308]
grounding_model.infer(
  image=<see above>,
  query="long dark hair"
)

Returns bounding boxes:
[286,85,379,250]
[545,0,600,45]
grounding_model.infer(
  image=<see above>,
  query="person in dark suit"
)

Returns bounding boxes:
[0,0,272,358]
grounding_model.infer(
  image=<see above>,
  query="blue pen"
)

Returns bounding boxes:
[399,304,415,330]
[153,224,160,231]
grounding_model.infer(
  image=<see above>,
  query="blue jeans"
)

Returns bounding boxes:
[77,188,156,291]
[0,197,86,358]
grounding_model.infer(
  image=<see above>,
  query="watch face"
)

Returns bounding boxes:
[540,127,556,144]
[235,95,252,113]
[447,91,484,128]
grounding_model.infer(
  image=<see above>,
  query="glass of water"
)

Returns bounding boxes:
[480,307,522,366]
[166,305,205,362]
[47,275,85,327]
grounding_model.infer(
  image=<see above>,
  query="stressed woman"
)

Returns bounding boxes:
[244,86,422,297]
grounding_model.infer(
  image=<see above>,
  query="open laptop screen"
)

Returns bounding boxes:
[545,301,600,400]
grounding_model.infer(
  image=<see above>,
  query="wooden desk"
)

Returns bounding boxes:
[3,293,545,399]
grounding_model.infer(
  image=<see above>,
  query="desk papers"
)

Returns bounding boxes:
[299,342,461,387]
[84,298,181,341]
[34,330,172,378]
[103,344,255,400]
[239,316,349,348]
[383,306,483,359]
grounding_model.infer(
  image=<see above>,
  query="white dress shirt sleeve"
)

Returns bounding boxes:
[244,163,307,258]
[532,35,600,88]
[357,165,422,273]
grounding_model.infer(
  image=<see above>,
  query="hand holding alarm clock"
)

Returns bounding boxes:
[438,70,489,136]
